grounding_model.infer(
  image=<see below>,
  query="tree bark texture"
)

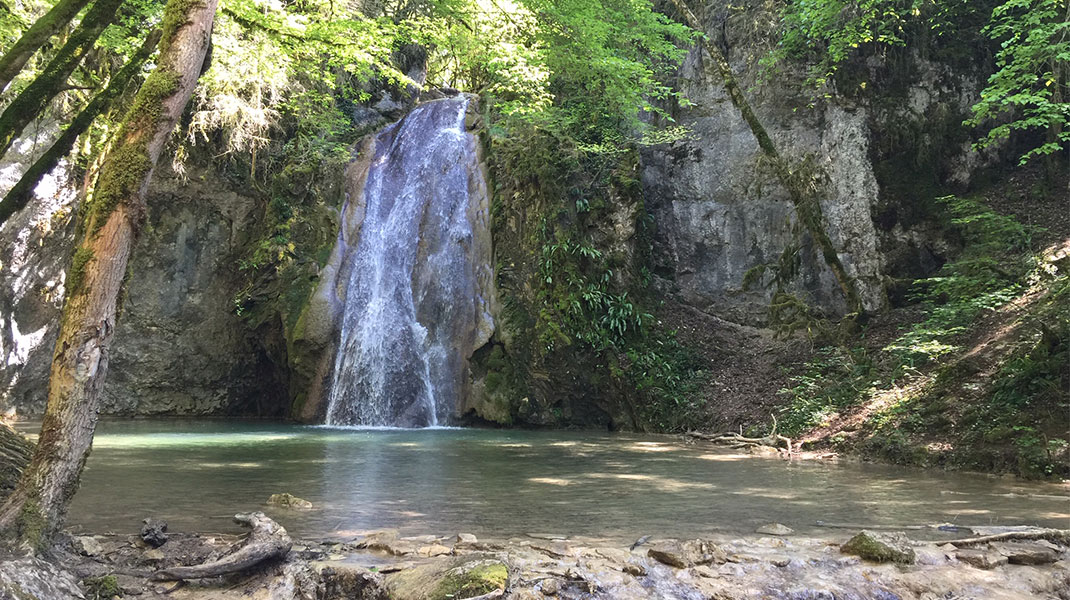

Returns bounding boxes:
[0,0,94,94]
[0,0,219,554]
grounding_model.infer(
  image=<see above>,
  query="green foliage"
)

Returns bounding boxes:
[884,195,1033,365]
[771,0,1067,163]
[966,0,1070,164]
[771,0,989,87]
[489,118,702,430]
[776,346,876,436]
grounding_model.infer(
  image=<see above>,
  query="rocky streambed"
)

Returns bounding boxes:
[3,518,1069,600]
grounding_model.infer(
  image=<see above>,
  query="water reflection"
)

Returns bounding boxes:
[48,420,1070,541]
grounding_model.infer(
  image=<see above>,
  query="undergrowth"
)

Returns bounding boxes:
[774,193,1069,477]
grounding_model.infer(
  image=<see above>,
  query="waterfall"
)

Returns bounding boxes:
[324,95,494,427]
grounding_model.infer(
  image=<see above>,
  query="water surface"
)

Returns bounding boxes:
[37,420,1069,541]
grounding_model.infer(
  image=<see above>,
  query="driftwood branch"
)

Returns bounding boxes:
[685,414,794,454]
[945,529,1070,547]
[152,512,292,581]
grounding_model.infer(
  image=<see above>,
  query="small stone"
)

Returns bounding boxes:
[416,544,452,557]
[267,493,313,509]
[956,549,1008,569]
[455,533,478,544]
[840,530,915,564]
[143,548,166,562]
[622,563,646,577]
[140,518,169,548]
[756,523,794,536]
[992,542,1059,565]
[648,540,725,569]
[540,578,559,595]
[72,536,103,557]
[770,556,791,568]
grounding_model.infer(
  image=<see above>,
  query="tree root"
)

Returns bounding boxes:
[152,512,292,581]
[945,529,1070,547]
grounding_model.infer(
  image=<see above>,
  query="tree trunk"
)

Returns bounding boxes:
[0,0,218,554]
[0,425,33,501]
[0,0,94,94]
[0,0,124,160]
[665,0,866,320]
[0,28,162,228]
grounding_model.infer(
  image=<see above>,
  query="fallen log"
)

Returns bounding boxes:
[945,529,1070,547]
[152,512,292,581]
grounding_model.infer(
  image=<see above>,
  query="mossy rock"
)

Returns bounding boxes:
[83,575,121,599]
[387,557,508,600]
[840,530,916,564]
[431,560,508,600]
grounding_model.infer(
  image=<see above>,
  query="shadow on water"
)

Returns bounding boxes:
[30,419,1068,540]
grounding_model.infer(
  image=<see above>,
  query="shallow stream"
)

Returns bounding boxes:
[25,420,1067,542]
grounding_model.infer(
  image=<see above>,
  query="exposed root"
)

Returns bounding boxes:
[152,512,292,581]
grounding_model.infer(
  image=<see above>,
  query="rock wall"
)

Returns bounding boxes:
[0,157,286,417]
[640,3,985,323]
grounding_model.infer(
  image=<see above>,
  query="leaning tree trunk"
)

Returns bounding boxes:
[0,0,94,94]
[0,28,163,227]
[666,0,865,321]
[0,425,32,501]
[0,0,124,160]
[0,0,219,554]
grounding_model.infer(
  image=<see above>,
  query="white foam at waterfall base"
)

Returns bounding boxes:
[324,95,489,428]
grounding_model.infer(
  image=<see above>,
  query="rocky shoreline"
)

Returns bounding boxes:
[2,517,1068,600]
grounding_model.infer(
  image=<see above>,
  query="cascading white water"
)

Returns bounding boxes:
[324,95,494,427]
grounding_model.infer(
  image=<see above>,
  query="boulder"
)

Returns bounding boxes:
[840,531,915,564]
[386,557,508,600]
[140,518,169,548]
[0,557,85,600]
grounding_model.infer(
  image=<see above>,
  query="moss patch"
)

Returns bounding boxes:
[83,575,121,599]
[430,561,508,600]
[66,247,94,298]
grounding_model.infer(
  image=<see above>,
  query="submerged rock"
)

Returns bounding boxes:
[268,493,314,509]
[755,523,794,536]
[840,531,916,564]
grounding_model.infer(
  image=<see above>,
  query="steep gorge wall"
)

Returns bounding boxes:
[0,155,288,417]
[640,4,987,324]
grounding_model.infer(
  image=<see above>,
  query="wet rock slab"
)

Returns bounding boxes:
[4,527,1069,600]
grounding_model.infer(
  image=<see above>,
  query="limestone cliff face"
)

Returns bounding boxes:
[641,12,984,323]
[0,159,286,417]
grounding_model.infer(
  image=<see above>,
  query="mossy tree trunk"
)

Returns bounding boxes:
[0,0,218,554]
[0,28,162,227]
[665,0,866,321]
[0,0,93,94]
[0,0,124,160]
[0,425,32,501]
